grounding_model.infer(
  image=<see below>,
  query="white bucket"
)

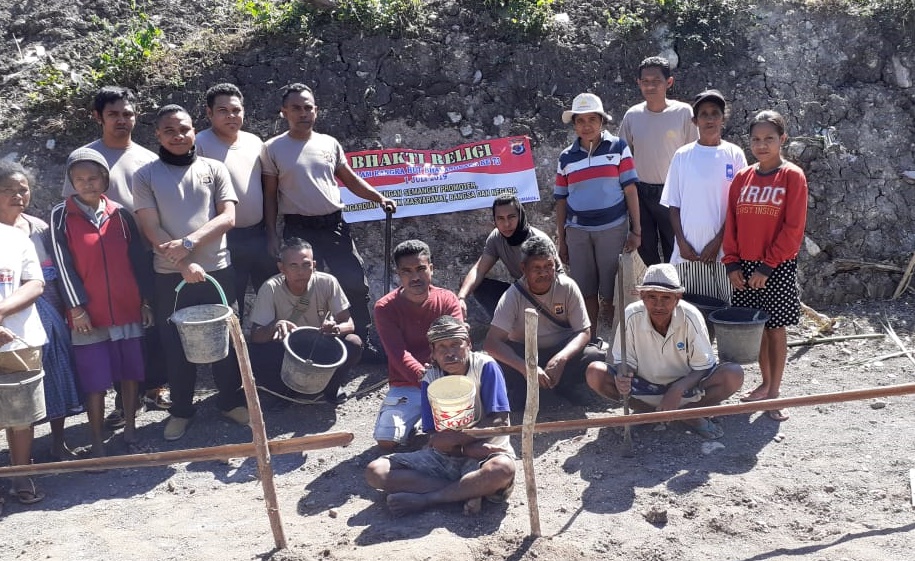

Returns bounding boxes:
[426,376,476,432]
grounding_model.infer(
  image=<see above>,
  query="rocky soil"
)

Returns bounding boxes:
[1,300,914,561]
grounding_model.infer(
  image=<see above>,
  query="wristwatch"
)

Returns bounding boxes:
[181,237,195,251]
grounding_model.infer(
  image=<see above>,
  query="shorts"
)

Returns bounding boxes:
[564,220,628,299]
[731,259,800,329]
[373,385,422,444]
[611,364,716,408]
[386,447,515,503]
[72,337,145,394]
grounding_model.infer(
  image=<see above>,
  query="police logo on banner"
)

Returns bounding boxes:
[511,139,526,155]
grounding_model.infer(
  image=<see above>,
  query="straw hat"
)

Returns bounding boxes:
[561,93,612,124]
[636,264,685,294]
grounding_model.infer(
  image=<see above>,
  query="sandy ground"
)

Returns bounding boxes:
[1,299,914,561]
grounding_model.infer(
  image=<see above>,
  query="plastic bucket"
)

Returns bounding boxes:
[708,307,770,364]
[0,370,46,427]
[281,327,347,394]
[169,274,233,364]
[683,293,727,340]
[426,375,476,432]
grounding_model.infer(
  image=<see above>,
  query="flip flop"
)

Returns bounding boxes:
[766,409,790,422]
[10,479,45,505]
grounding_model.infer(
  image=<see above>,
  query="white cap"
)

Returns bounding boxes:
[561,93,612,124]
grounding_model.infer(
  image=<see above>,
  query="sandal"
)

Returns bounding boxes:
[10,479,45,505]
[766,409,790,422]
[687,417,724,440]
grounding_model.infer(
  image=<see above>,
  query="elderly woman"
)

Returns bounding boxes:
[0,161,82,463]
[0,197,48,506]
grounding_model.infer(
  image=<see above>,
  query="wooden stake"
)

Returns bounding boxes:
[522,308,541,537]
[892,251,915,299]
[465,382,915,438]
[910,469,915,507]
[883,321,915,368]
[229,316,287,550]
[0,432,354,478]
[787,333,884,347]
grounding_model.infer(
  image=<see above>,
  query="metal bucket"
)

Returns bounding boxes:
[708,307,770,364]
[281,327,347,395]
[683,293,727,340]
[0,370,46,428]
[169,274,233,364]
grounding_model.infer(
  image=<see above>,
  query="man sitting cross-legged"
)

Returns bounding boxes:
[247,238,362,405]
[585,264,744,439]
[365,315,515,516]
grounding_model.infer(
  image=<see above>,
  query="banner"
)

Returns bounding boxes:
[340,136,540,223]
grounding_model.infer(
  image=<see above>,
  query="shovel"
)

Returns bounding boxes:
[383,206,394,294]
[616,253,634,457]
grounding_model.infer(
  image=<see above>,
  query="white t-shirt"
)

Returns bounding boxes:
[196,129,265,228]
[0,224,47,351]
[491,274,589,348]
[661,141,747,264]
[260,132,346,216]
[612,300,715,386]
[617,100,698,184]
[249,272,350,329]
[61,140,157,212]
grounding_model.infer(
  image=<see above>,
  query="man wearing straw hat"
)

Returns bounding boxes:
[585,264,744,439]
[247,237,362,405]
[365,315,515,516]
[134,104,248,442]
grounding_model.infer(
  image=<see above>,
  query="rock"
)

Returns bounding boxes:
[773,433,786,443]
[553,13,570,26]
[472,69,482,84]
[804,236,821,257]
[902,170,915,184]
[891,55,912,88]
[45,139,55,150]
[823,484,836,492]
[643,506,668,525]
[459,124,473,137]
[701,441,725,455]
[328,509,338,518]
[447,111,462,123]
[493,115,504,126]
[870,400,887,409]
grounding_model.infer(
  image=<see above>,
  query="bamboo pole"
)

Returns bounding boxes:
[0,432,354,478]
[786,333,884,347]
[465,382,915,438]
[892,251,915,299]
[522,308,541,538]
[883,322,915,367]
[229,316,287,550]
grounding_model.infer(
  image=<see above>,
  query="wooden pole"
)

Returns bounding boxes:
[786,333,884,347]
[522,308,541,537]
[892,250,915,299]
[617,253,633,457]
[465,382,915,438]
[0,432,354,478]
[229,316,287,550]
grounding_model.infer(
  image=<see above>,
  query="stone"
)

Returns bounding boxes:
[493,115,504,126]
[701,441,725,455]
[459,124,473,137]
[643,506,668,525]
[447,111,462,123]
[870,400,887,409]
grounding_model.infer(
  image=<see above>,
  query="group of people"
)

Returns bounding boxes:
[0,54,808,516]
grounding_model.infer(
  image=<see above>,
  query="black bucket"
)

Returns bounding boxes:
[683,293,727,340]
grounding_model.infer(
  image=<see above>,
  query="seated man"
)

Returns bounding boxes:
[373,240,462,450]
[456,193,561,318]
[483,237,604,407]
[365,315,515,516]
[248,238,362,404]
[585,264,744,439]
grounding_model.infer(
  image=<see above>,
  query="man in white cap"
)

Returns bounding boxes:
[555,92,641,342]
[365,315,515,517]
[585,264,744,439]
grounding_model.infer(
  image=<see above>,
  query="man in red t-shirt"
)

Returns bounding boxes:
[373,240,462,450]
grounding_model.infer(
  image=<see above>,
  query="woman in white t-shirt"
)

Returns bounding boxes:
[661,90,748,303]
[0,201,48,506]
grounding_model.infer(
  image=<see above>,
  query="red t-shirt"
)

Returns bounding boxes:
[373,286,463,387]
[722,162,808,275]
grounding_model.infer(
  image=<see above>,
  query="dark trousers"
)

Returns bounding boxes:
[636,182,675,266]
[283,214,371,339]
[472,278,512,318]
[248,333,363,397]
[227,223,279,320]
[153,267,245,419]
[498,339,606,408]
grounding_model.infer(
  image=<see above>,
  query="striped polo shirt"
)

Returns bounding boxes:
[554,130,639,231]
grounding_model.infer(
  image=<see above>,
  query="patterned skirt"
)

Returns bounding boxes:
[35,297,83,420]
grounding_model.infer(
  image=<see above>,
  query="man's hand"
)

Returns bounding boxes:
[381,197,397,213]
[657,380,689,412]
[623,231,641,253]
[699,238,722,263]
[558,239,569,265]
[747,270,769,289]
[273,319,297,340]
[728,270,747,290]
[267,235,280,258]
[544,355,568,389]
[71,306,93,334]
[180,263,206,283]
[457,297,468,319]
[141,304,155,328]
[614,370,632,395]
[321,318,341,336]
[0,326,15,346]
[430,430,467,455]
[678,240,700,261]
[159,239,191,265]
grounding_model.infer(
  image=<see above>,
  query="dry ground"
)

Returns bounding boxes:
[1,299,914,561]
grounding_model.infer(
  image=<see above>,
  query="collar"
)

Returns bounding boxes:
[572,130,614,153]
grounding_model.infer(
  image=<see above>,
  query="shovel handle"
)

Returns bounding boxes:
[383,208,394,294]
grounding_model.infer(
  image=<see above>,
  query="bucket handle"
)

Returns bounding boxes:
[172,274,229,318]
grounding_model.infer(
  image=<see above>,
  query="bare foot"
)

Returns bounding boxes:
[766,409,790,422]
[740,385,771,402]
[386,492,429,516]
[463,497,482,516]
